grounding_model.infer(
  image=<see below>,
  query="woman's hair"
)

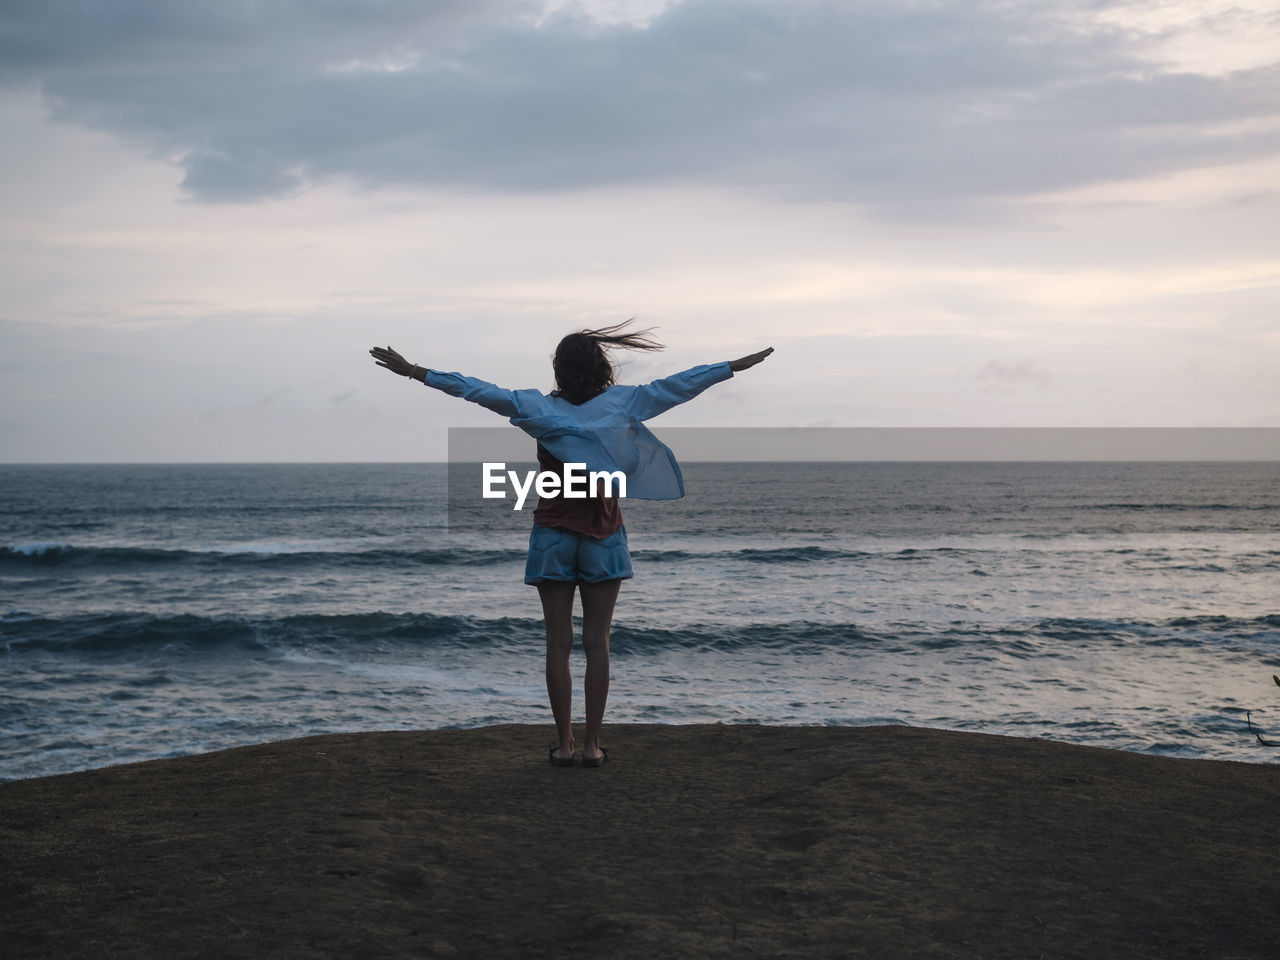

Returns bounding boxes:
[552,320,663,404]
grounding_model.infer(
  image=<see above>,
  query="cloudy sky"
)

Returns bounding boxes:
[1,0,1277,461]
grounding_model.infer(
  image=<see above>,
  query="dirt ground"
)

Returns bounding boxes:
[3,724,1278,959]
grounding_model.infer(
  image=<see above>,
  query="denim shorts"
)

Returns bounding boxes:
[523,523,634,585]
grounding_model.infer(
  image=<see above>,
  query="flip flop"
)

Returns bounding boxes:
[581,747,608,768]
[549,745,575,767]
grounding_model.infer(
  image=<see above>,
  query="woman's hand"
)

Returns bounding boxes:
[370,345,424,380]
[728,347,774,372]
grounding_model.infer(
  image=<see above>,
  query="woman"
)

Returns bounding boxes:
[370,325,772,767]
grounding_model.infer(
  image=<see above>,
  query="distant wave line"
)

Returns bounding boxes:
[3,610,1276,658]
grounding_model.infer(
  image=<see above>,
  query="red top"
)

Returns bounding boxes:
[531,443,623,539]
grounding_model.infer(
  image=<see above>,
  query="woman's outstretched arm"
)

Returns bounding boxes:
[369,344,525,418]
[625,346,774,421]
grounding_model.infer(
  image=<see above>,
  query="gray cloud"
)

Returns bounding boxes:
[4,0,1277,212]
[0,0,497,75]
[977,359,1052,391]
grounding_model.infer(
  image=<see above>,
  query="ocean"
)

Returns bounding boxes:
[2,461,1278,781]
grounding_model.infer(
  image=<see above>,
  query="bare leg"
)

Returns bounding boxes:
[537,580,576,761]
[579,578,621,762]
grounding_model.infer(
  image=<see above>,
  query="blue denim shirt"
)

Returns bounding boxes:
[422,362,734,499]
